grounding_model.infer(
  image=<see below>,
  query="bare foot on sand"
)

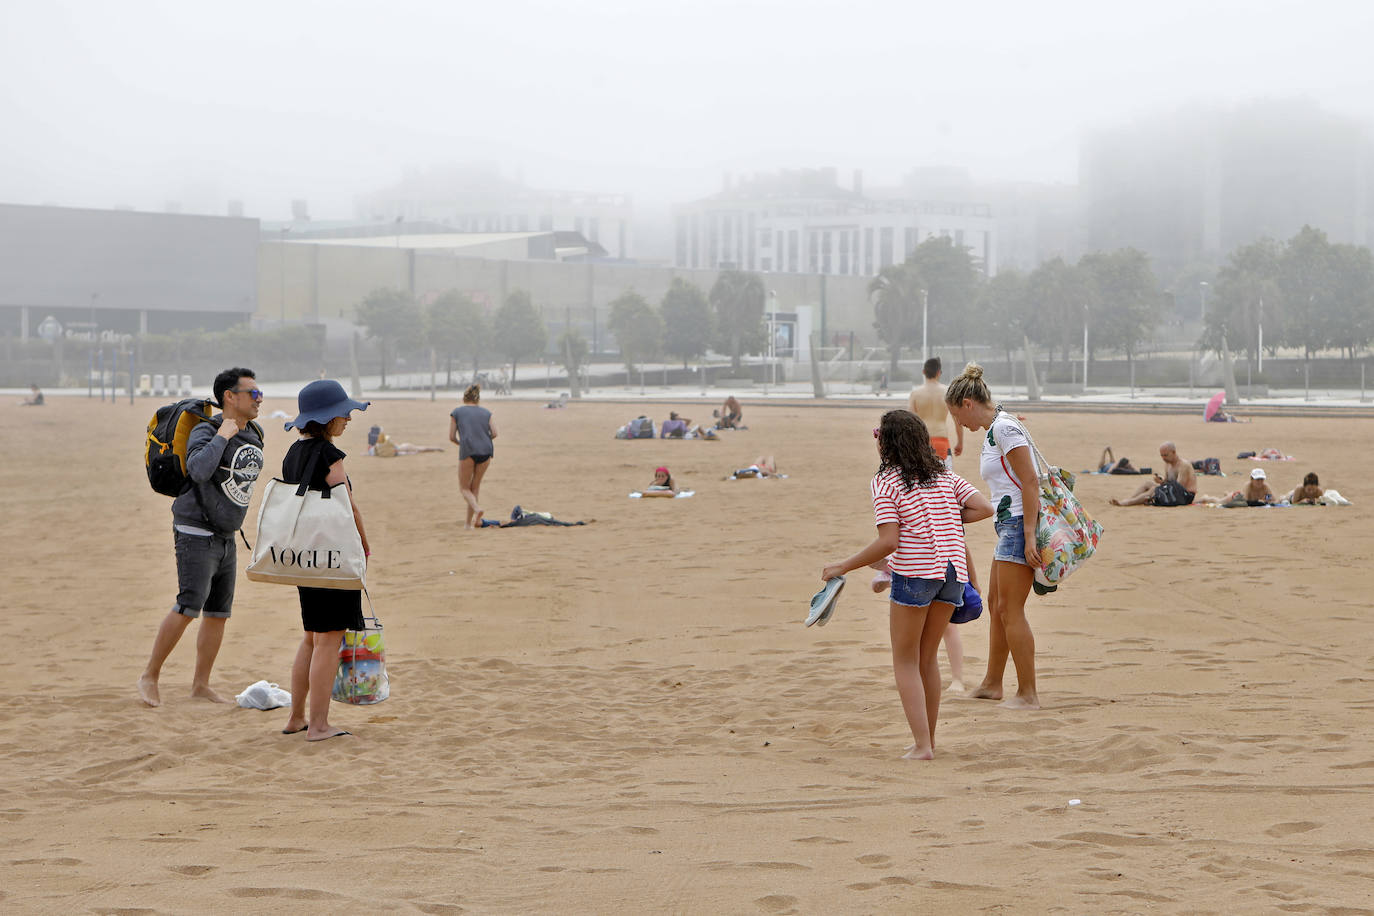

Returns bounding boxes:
[948,680,966,694]
[137,676,161,707]
[1109,498,1123,506]
[473,509,484,528]
[900,746,934,760]
[998,695,1041,710]
[968,684,1003,700]
[190,685,233,704]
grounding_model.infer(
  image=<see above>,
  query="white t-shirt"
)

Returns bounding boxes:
[979,413,1031,521]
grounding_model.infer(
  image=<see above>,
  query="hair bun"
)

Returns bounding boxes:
[960,362,984,381]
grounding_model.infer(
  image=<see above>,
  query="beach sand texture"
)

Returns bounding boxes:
[4,397,1372,914]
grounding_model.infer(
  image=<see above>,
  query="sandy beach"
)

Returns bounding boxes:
[4,394,1372,914]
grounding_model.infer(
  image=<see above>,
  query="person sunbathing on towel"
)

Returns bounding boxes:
[1110,442,1196,506]
[1286,472,1325,505]
[1098,447,1143,474]
[1213,468,1276,507]
[372,432,443,457]
[731,456,778,478]
[642,466,680,497]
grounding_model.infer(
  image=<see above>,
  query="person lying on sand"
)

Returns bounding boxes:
[729,456,778,479]
[642,466,680,497]
[1110,442,1196,506]
[1287,472,1325,505]
[372,432,443,457]
[1097,447,1146,474]
[478,505,590,527]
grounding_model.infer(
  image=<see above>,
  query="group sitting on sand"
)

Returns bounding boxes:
[1198,469,1345,507]
[1108,442,1341,508]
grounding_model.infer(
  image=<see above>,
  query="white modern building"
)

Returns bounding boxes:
[673,168,996,277]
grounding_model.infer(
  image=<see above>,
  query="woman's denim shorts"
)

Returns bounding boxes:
[994,515,1029,565]
[890,562,964,609]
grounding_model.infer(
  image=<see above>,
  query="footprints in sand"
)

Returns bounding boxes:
[1264,820,1321,837]
[227,887,343,900]
[166,864,216,876]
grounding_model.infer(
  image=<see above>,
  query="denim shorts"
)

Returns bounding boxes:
[173,529,236,618]
[890,562,964,609]
[993,515,1029,566]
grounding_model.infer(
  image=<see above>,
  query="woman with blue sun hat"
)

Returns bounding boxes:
[277,379,371,742]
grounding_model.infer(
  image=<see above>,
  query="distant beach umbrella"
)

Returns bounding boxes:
[1204,391,1225,421]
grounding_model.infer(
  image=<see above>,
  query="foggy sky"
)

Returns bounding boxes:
[3,0,1372,220]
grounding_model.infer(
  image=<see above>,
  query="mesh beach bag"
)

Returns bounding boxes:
[332,595,389,705]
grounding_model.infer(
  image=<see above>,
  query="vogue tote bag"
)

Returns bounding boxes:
[246,445,366,590]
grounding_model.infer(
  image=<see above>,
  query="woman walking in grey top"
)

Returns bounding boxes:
[449,384,498,528]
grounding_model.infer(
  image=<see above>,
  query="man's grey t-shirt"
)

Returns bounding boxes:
[171,418,265,534]
[450,405,493,460]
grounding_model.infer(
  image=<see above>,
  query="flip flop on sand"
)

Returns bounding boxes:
[280,725,308,735]
[806,576,845,627]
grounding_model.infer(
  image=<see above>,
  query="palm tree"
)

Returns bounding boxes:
[869,263,924,375]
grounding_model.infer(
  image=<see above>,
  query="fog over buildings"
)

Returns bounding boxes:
[4,0,1374,263]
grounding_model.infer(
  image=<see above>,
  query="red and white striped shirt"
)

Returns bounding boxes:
[871,468,979,581]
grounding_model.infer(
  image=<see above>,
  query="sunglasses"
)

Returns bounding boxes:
[230,387,264,400]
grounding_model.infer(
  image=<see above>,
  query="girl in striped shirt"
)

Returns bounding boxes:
[822,410,993,760]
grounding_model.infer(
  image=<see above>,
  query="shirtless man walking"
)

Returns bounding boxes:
[908,358,963,467]
[1110,441,1197,506]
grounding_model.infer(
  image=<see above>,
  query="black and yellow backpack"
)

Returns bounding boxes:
[146,398,216,496]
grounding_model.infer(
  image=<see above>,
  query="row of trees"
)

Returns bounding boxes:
[355,288,547,387]
[606,271,767,374]
[869,236,1163,375]
[873,227,1374,378]
[355,269,775,389]
[356,224,1374,390]
[1202,226,1374,364]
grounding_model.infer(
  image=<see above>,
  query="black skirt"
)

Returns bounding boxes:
[297,586,364,633]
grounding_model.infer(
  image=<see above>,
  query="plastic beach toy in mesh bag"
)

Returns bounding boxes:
[332,597,389,705]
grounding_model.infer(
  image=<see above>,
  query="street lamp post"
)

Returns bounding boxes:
[279,228,290,325]
[1082,304,1089,393]
[767,289,777,391]
[1199,280,1209,323]
[920,288,928,364]
[1257,296,1264,373]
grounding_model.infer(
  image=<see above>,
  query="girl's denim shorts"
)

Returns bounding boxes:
[890,562,964,609]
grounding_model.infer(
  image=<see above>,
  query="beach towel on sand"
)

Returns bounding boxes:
[628,490,695,498]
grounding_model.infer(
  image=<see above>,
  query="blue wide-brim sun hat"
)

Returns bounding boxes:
[285,379,370,430]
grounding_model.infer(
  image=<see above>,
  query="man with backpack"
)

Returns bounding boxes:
[138,368,265,707]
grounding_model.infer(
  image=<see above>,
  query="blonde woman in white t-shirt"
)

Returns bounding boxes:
[822,410,992,760]
[945,363,1044,710]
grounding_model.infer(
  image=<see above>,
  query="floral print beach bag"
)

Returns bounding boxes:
[1007,417,1104,595]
